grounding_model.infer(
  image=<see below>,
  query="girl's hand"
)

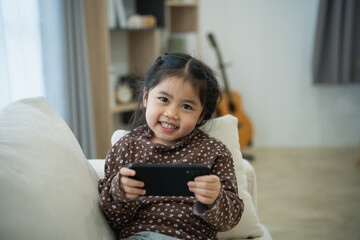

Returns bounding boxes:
[187,175,221,208]
[119,167,146,200]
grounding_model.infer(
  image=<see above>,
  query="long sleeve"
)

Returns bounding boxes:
[193,146,244,232]
[98,142,142,230]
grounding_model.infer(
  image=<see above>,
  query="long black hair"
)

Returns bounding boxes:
[130,52,221,129]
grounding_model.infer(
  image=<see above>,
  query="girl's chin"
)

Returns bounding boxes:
[152,136,176,145]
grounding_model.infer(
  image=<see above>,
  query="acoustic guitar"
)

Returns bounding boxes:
[208,33,253,149]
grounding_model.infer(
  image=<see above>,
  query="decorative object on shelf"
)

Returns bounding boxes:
[115,84,133,104]
[115,75,143,105]
[128,14,157,29]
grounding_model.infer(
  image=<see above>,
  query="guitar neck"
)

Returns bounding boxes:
[213,45,233,104]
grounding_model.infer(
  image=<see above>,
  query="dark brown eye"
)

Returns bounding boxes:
[181,104,192,110]
[159,97,168,103]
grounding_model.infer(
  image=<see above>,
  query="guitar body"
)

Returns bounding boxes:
[217,91,253,148]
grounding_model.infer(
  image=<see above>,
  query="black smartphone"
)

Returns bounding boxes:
[127,163,211,196]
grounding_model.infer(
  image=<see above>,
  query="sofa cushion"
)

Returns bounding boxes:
[111,115,263,238]
[0,97,114,240]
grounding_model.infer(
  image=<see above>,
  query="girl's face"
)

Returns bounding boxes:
[143,76,205,145]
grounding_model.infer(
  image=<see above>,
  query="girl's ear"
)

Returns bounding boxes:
[143,88,148,108]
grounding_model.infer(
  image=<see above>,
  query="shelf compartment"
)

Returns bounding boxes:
[128,29,161,76]
[168,3,198,33]
[111,102,138,113]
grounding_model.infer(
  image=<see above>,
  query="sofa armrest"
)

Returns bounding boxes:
[243,159,258,213]
[88,159,105,179]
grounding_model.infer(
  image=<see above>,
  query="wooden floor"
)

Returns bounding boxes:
[245,147,360,240]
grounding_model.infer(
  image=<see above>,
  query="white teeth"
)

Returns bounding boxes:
[161,122,177,129]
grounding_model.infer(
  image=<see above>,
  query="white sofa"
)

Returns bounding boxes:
[0,97,272,240]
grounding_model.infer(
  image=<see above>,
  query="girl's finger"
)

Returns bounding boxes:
[194,175,219,183]
[120,176,144,188]
[189,187,218,199]
[188,181,218,190]
[194,193,215,205]
[122,185,146,196]
[125,193,141,200]
[120,167,136,177]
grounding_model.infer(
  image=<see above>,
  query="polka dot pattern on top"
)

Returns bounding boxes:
[98,125,244,240]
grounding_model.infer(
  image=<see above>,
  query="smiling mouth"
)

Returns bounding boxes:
[160,122,178,130]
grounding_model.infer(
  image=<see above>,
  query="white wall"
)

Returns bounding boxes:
[199,0,360,148]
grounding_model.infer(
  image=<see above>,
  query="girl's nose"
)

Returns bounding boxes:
[164,105,179,119]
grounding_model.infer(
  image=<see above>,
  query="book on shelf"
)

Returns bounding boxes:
[107,0,117,29]
[107,0,128,29]
[115,0,128,29]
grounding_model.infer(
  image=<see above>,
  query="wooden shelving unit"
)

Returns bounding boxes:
[84,0,199,158]
[167,1,198,32]
[83,0,112,158]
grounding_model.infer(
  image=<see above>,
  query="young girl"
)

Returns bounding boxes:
[98,53,244,240]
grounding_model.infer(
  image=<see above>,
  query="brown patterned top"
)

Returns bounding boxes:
[98,125,244,240]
